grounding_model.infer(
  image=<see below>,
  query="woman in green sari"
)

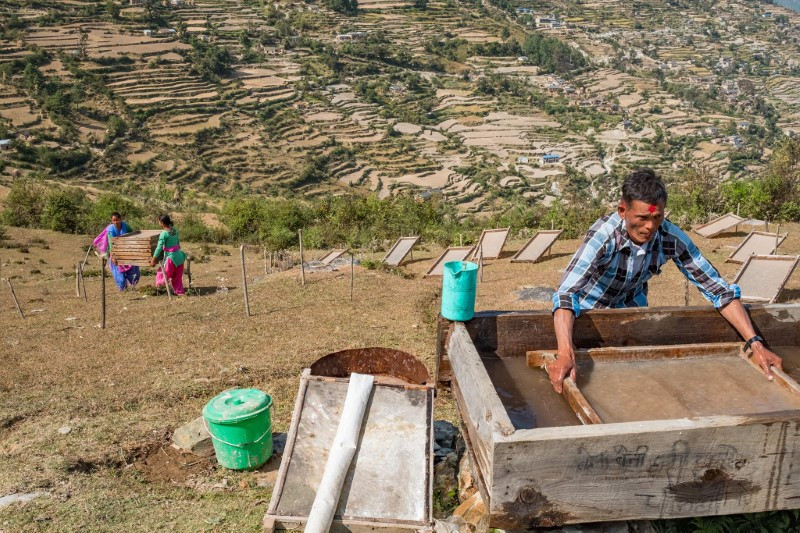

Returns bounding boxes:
[150,214,187,295]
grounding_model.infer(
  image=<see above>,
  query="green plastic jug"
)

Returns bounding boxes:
[202,388,273,470]
[441,261,478,321]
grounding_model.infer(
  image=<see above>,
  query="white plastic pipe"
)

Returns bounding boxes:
[305,372,374,533]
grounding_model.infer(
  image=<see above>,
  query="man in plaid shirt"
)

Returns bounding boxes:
[549,168,783,392]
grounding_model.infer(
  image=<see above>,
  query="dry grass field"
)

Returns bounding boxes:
[1,222,799,530]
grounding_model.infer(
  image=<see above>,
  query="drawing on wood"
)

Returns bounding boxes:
[727,231,786,263]
[382,236,420,267]
[109,230,162,267]
[472,228,510,259]
[511,230,563,263]
[692,213,746,238]
[265,350,433,532]
[424,246,475,277]
[318,249,347,265]
[733,255,799,303]
[437,305,800,527]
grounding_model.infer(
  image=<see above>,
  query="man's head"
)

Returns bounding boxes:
[619,168,667,245]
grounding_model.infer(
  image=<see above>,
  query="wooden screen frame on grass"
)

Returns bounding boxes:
[471,228,510,260]
[423,246,475,277]
[511,230,563,263]
[381,236,420,267]
[319,249,347,265]
[726,230,787,264]
[692,213,746,238]
[732,254,800,304]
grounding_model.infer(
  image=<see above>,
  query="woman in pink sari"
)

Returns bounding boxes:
[93,212,141,290]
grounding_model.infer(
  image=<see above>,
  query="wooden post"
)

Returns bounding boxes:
[478,246,484,283]
[240,244,251,317]
[264,247,268,274]
[684,276,690,306]
[160,259,172,301]
[79,264,87,302]
[101,258,106,329]
[186,257,193,294]
[350,255,354,303]
[7,278,23,318]
[75,263,81,297]
[551,219,555,231]
[736,203,740,233]
[299,230,305,287]
[81,244,92,270]
[459,234,463,247]
[776,223,782,253]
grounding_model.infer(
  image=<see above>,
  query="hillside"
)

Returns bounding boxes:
[2,0,800,216]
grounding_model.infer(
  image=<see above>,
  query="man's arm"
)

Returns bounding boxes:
[550,308,577,393]
[719,299,783,380]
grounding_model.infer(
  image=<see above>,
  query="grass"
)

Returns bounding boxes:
[0,224,799,530]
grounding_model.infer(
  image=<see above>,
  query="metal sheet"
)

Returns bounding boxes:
[424,247,474,277]
[734,255,800,303]
[273,379,431,524]
[382,237,419,266]
[692,213,745,238]
[511,230,562,263]
[728,231,786,263]
[473,228,509,259]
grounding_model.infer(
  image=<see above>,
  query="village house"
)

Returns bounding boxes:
[540,153,561,164]
[143,29,152,36]
[156,28,177,36]
[0,139,12,151]
[516,156,529,164]
[619,119,633,131]
[737,120,752,131]
[515,7,532,14]
[536,15,563,30]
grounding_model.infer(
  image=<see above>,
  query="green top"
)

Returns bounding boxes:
[203,388,272,424]
[153,228,186,266]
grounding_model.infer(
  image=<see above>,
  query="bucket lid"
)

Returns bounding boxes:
[203,388,272,424]
[443,260,478,274]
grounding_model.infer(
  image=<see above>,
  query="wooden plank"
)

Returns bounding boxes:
[489,412,800,527]
[264,514,432,532]
[526,343,743,367]
[526,353,602,425]
[738,347,800,401]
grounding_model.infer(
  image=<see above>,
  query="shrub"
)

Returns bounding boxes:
[42,188,88,233]
[2,181,46,227]
[85,193,146,234]
[180,212,212,242]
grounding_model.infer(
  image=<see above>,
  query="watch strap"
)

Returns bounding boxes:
[744,335,765,352]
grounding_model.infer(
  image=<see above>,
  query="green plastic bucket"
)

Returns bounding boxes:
[202,388,273,470]
[441,261,478,322]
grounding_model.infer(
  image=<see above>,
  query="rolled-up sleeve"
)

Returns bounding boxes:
[552,229,611,317]
[671,227,740,308]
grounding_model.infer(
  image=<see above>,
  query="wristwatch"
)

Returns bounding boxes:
[743,335,766,353]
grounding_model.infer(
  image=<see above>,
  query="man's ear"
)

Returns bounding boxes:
[618,200,627,217]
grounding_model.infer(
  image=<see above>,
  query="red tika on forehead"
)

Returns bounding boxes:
[648,204,658,213]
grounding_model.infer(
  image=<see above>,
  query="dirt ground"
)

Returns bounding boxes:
[0,223,799,531]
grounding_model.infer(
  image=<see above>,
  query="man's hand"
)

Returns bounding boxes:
[548,347,577,394]
[751,342,783,381]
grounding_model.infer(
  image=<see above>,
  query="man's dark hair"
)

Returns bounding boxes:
[621,168,668,206]
[111,211,122,219]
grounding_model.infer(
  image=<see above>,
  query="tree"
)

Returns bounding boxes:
[413,0,427,9]
[106,1,121,20]
[501,26,511,40]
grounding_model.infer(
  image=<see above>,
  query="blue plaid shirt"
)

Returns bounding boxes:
[553,213,740,316]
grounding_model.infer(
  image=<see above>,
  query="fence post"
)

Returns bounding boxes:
[7,278,24,319]
[240,245,251,317]
[101,258,106,329]
[299,230,306,287]
[350,255,354,303]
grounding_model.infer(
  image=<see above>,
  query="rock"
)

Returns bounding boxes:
[272,432,287,455]
[433,450,459,518]
[434,516,469,533]
[172,417,214,458]
[514,286,555,302]
[58,426,72,435]
[452,492,489,533]
[0,492,46,509]
[434,420,457,451]
[457,453,477,503]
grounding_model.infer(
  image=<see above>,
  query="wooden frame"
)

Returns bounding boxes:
[265,369,434,532]
[692,213,746,238]
[424,246,475,277]
[726,231,786,264]
[733,255,800,303]
[382,236,420,267]
[319,249,347,265]
[438,305,800,527]
[511,230,563,263]
[471,228,510,260]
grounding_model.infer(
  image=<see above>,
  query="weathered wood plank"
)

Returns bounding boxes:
[490,412,800,528]
[526,352,602,425]
[527,343,743,367]
[738,348,800,401]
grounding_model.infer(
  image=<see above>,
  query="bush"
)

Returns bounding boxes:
[85,193,146,234]
[42,188,88,233]
[1,181,46,227]
[180,212,213,242]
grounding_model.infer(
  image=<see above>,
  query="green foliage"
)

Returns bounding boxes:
[1,181,46,228]
[85,193,146,233]
[179,212,213,242]
[106,115,128,142]
[521,33,586,73]
[42,188,88,233]
[324,0,358,14]
[188,41,232,82]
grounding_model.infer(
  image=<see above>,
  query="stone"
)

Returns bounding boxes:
[457,453,477,503]
[434,420,457,451]
[58,426,72,435]
[0,492,45,509]
[434,516,469,533]
[433,450,459,518]
[172,417,214,457]
[514,286,555,302]
[272,432,287,455]
[452,492,489,533]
